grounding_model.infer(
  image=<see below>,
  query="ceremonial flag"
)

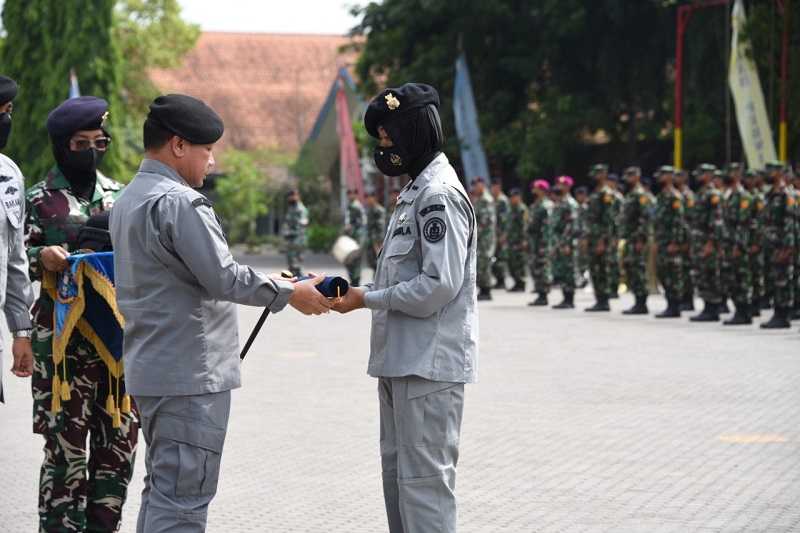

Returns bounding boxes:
[335,75,364,200]
[453,53,490,184]
[728,0,777,168]
[68,68,81,99]
[45,252,129,426]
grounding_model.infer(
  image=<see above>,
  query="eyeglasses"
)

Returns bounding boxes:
[70,137,112,152]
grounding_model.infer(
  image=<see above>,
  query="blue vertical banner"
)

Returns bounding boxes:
[453,53,490,184]
[69,68,81,99]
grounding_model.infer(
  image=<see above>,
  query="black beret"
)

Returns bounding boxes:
[623,166,641,176]
[364,83,440,139]
[147,94,224,145]
[607,173,620,182]
[588,163,609,176]
[509,187,522,196]
[47,96,109,139]
[574,186,588,195]
[491,177,503,185]
[0,75,18,105]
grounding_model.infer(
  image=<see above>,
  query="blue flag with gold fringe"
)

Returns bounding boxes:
[45,251,130,426]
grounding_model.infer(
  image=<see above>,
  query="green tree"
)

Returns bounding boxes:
[1,0,126,182]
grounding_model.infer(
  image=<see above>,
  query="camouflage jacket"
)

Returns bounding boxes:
[747,188,767,246]
[366,203,386,245]
[586,184,618,242]
[763,186,796,249]
[282,202,309,244]
[526,198,550,252]
[679,186,696,243]
[620,185,652,243]
[722,185,753,250]
[692,185,725,244]
[550,195,578,248]
[474,192,496,256]
[345,199,366,243]
[493,192,510,243]
[506,202,529,252]
[25,167,123,330]
[654,187,685,247]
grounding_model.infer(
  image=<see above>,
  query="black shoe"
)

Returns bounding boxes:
[609,291,619,299]
[759,297,772,310]
[791,307,800,320]
[680,298,695,312]
[751,304,761,318]
[528,293,548,306]
[690,301,720,322]
[552,291,575,309]
[494,279,506,289]
[718,299,731,314]
[585,298,610,312]
[622,296,649,315]
[723,303,752,325]
[761,308,791,329]
[477,288,493,301]
[655,299,681,318]
[508,282,526,293]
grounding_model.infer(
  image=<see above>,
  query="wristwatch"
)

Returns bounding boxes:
[12,329,33,339]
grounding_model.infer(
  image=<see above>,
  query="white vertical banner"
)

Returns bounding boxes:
[728,0,777,168]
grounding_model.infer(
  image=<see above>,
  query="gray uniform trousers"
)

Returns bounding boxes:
[135,391,231,533]
[379,376,465,533]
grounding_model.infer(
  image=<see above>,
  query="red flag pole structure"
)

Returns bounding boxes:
[335,75,365,203]
[674,0,731,170]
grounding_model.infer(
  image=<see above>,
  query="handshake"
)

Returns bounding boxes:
[282,273,365,316]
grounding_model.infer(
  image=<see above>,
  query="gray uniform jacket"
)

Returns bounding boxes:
[0,154,33,402]
[364,153,478,383]
[110,159,294,397]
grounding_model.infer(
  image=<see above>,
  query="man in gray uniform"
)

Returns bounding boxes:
[110,94,332,533]
[334,83,477,533]
[0,74,34,400]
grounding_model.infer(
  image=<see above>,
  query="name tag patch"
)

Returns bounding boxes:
[392,226,412,237]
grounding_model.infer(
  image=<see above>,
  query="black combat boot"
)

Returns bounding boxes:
[750,303,761,317]
[477,287,493,301]
[552,290,575,309]
[528,292,548,306]
[723,302,752,325]
[760,307,791,329]
[759,296,772,310]
[791,305,800,320]
[508,281,526,293]
[585,296,610,312]
[680,295,695,311]
[718,299,731,314]
[494,278,505,289]
[690,301,720,322]
[622,296,649,315]
[655,298,681,318]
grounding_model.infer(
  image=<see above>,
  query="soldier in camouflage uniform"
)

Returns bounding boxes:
[620,167,653,315]
[344,189,366,286]
[550,176,579,309]
[585,164,618,311]
[675,170,696,311]
[720,164,754,325]
[744,169,767,316]
[282,189,309,277]
[527,180,552,305]
[574,186,590,287]
[506,187,529,292]
[606,173,624,298]
[688,164,726,322]
[791,171,800,320]
[472,178,496,301]
[653,166,686,318]
[490,177,510,289]
[760,162,796,328]
[26,97,137,532]
[365,190,386,272]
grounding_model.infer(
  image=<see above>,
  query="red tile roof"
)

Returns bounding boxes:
[149,32,359,155]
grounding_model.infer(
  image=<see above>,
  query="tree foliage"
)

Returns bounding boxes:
[351,0,799,185]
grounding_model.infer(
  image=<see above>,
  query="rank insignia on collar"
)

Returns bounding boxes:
[385,93,400,110]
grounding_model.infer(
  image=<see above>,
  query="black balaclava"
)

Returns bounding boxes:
[0,112,11,150]
[373,104,444,179]
[51,130,107,196]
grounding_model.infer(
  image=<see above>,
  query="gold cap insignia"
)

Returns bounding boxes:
[390,153,403,166]
[385,93,400,110]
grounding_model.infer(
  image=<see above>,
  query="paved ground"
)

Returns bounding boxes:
[1,253,799,532]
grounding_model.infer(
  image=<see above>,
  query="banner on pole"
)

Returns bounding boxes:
[453,53,490,184]
[335,76,364,200]
[728,0,777,168]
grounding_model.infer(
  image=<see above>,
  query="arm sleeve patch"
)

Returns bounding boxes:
[191,197,214,209]
[419,204,446,217]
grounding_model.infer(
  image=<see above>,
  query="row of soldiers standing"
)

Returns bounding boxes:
[471,160,800,330]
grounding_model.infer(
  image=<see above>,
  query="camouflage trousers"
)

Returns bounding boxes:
[285,242,305,277]
[529,245,551,293]
[346,249,364,286]
[691,238,723,304]
[588,239,614,298]
[608,239,621,294]
[577,239,590,279]
[749,249,765,304]
[765,249,795,309]
[32,328,138,533]
[721,248,752,306]
[366,242,379,271]
[477,248,493,290]
[682,241,695,302]
[622,241,648,299]
[551,245,576,291]
[656,247,684,301]
[508,247,527,284]
[491,242,507,284]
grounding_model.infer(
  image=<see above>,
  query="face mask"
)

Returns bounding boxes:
[0,113,11,150]
[59,148,104,189]
[288,199,297,205]
[373,145,410,177]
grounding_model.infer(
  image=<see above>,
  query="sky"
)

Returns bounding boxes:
[177,0,362,35]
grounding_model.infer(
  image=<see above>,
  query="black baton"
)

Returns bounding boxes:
[240,307,270,361]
